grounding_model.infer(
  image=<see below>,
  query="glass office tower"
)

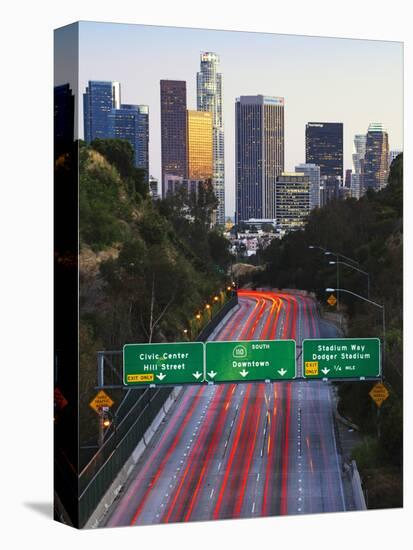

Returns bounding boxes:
[187,110,213,181]
[236,95,284,223]
[363,123,390,191]
[276,172,310,232]
[160,80,188,197]
[305,122,343,180]
[83,80,121,143]
[197,52,225,224]
[351,134,367,199]
[107,104,149,176]
[295,163,320,210]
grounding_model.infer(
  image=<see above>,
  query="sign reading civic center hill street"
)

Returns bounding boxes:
[302,338,381,380]
[205,340,296,383]
[123,342,204,386]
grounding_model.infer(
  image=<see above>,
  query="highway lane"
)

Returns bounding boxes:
[103,290,346,527]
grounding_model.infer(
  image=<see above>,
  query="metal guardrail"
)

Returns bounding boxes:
[78,386,171,527]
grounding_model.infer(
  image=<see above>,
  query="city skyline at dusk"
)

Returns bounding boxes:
[55,21,403,216]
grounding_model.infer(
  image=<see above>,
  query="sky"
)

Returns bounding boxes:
[56,21,403,217]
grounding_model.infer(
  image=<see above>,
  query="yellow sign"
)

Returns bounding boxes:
[327,294,337,307]
[369,382,389,407]
[89,390,114,413]
[126,373,154,383]
[305,361,319,376]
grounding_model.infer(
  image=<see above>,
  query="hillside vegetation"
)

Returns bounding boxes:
[79,139,232,447]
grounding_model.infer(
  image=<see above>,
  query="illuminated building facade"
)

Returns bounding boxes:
[186,110,213,180]
[276,172,310,231]
[363,123,389,191]
[236,95,285,223]
[305,122,343,179]
[295,163,320,210]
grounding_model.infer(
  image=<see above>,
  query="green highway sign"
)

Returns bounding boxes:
[123,342,204,386]
[302,338,381,380]
[205,340,296,383]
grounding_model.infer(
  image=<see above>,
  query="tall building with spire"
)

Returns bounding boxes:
[197,52,225,224]
[363,123,389,192]
[235,95,285,223]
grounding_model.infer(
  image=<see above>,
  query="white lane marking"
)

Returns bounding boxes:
[218,462,222,471]
[210,489,215,499]
[256,473,260,482]
[327,386,347,510]
[252,502,256,513]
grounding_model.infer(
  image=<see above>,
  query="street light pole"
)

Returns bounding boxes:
[325,287,386,366]
[329,260,370,299]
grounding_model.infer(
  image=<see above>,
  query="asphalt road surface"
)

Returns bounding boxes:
[104,290,346,527]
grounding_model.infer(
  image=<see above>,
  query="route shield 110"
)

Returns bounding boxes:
[205,340,296,383]
[123,342,204,386]
[302,338,381,380]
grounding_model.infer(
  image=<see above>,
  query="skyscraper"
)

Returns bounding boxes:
[54,84,75,155]
[295,163,320,210]
[363,123,389,192]
[276,172,310,232]
[236,95,285,223]
[83,80,121,143]
[305,122,343,179]
[197,52,225,224]
[345,169,352,189]
[320,175,343,206]
[160,80,187,197]
[351,134,367,199]
[107,104,149,175]
[389,149,402,167]
[186,110,213,180]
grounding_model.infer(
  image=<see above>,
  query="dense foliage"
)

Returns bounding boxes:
[79,139,232,447]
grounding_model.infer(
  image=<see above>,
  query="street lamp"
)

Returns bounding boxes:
[329,260,370,299]
[325,287,385,364]
[309,245,359,312]
[205,303,212,320]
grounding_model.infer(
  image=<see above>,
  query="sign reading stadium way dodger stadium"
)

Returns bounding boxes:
[205,340,296,382]
[302,338,381,380]
[123,342,204,385]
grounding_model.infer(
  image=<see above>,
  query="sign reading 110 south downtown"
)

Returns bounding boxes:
[123,342,204,386]
[302,338,381,380]
[205,340,296,383]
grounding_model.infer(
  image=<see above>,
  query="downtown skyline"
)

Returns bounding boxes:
[55,21,403,217]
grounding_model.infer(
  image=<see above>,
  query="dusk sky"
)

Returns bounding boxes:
[57,21,403,216]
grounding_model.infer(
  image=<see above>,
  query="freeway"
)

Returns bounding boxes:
[104,290,346,527]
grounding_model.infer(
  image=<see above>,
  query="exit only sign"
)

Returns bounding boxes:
[302,338,381,380]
